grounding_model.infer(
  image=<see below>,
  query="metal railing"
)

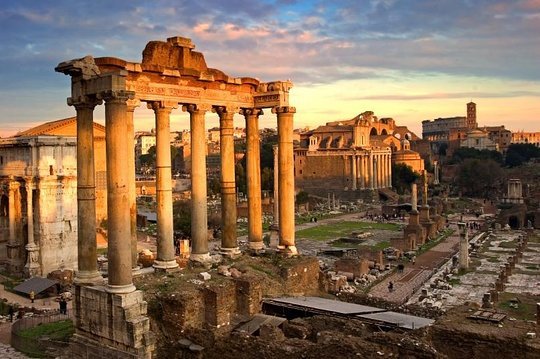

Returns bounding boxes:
[11,310,74,358]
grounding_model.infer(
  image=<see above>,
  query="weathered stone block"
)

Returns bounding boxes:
[203,281,236,327]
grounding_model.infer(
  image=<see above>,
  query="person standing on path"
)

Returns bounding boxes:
[29,291,35,304]
[388,281,394,292]
[8,306,13,322]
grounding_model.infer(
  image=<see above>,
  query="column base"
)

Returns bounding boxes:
[247,242,266,256]
[220,247,242,258]
[132,265,143,277]
[269,224,279,249]
[277,245,299,257]
[105,283,137,294]
[153,259,180,272]
[74,270,105,286]
[190,252,212,264]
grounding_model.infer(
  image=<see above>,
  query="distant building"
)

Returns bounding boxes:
[294,111,422,199]
[0,117,106,278]
[460,129,499,151]
[422,102,477,153]
[512,131,540,147]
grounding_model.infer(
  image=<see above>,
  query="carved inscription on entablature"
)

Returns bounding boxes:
[129,83,253,106]
[253,92,289,108]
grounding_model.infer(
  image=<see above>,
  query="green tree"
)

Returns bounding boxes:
[450,147,503,165]
[392,163,420,194]
[235,162,247,196]
[173,200,192,237]
[296,191,310,205]
[456,158,504,198]
[505,143,540,167]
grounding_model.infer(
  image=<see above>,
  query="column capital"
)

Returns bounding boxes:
[213,105,239,118]
[240,108,264,117]
[182,103,211,114]
[97,90,135,104]
[272,106,296,114]
[147,100,178,112]
[126,99,141,112]
[68,95,102,109]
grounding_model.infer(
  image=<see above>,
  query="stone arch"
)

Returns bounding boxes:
[404,133,412,140]
[381,129,388,135]
[370,128,378,136]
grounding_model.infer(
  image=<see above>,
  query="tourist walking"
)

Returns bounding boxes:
[388,281,394,292]
[30,290,35,303]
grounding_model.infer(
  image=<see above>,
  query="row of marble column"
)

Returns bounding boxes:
[350,152,392,190]
[72,90,297,293]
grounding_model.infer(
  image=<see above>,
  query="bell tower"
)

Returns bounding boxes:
[467,102,477,129]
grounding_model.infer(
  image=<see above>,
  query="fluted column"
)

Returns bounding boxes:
[149,101,179,271]
[71,96,103,285]
[273,106,297,255]
[126,99,141,274]
[383,154,388,188]
[369,152,374,189]
[388,153,392,188]
[242,108,264,250]
[380,155,384,188]
[24,179,39,277]
[101,90,136,293]
[8,184,16,245]
[351,155,357,190]
[184,104,210,262]
[215,106,239,255]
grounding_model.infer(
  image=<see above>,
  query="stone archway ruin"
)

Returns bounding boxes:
[56,36,297,358]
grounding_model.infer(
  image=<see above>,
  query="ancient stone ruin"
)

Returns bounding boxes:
[56,36,297,358]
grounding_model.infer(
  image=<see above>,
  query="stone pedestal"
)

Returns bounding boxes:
[419,206,437,239]
[403,210,426,246]
[24,242,40,278]
[70,285,154,358]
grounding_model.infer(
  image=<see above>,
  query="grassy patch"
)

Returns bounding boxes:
[296,221,400,241]
[18,319,74,342]
[416,229,454,255]
[249,264,276,277]
[497,293,538,321]
[448,278,461,285]
[486,256,500,263]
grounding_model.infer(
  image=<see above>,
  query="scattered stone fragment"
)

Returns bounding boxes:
[199,272,211,281]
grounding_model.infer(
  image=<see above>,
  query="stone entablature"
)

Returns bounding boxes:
[57,37,291,112]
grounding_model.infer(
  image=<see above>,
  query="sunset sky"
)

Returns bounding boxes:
[1,0,539,137]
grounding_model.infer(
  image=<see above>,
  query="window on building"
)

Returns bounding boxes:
[0,156,3,165]
[49,165,54,175]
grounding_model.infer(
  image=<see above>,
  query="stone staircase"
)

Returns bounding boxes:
[378,188,399,202]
